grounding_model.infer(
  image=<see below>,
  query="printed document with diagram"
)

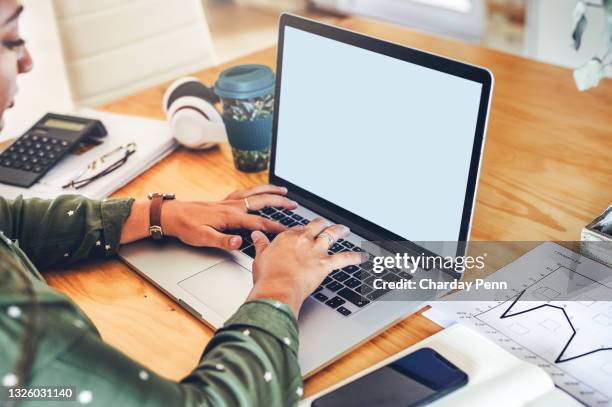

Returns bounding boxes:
[425,242,612,406]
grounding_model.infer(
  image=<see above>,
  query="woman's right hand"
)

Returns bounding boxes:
[247,218,367,316]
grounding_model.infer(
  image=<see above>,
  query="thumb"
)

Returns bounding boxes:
[200,227,242,250]
[251,231,270,256]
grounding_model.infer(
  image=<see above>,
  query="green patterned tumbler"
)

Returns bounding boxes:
[214,64,275,172]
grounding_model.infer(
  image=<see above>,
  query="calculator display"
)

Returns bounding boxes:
[43,119,86,131]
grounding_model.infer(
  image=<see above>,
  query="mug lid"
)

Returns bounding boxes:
[214,64,275,100]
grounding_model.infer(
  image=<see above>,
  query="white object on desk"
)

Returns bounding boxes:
[582,204,612,267]
[163,77,227,150]
[300,324,579,407]
[0,108,176,200]
[425,242,612,406]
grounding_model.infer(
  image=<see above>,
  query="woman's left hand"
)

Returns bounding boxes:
[159,184,297,249]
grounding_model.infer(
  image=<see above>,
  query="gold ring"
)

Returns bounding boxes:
[244,197,251,211]
[317,232,335,249]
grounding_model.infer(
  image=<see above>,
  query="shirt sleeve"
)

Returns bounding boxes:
[181,299,303,406]
[0,194,133,269]
[17,299,303,407]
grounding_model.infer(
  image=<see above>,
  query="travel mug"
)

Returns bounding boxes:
[214,64,275,172]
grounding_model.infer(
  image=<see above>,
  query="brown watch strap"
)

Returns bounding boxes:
[149,194,164,240]
[147,192,175,240]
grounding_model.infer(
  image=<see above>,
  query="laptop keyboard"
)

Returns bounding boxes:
[231,207,406,317]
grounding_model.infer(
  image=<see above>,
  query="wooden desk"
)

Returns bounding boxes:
[45,17,612,397]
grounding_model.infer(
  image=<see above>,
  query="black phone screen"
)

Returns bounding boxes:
[312,348,468,407]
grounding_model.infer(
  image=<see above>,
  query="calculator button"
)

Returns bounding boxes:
[33,166,43,173]
[50,138,58,144]
[53,146,63,153]
[23,164,32,171]
[41,137,49,143]
[48,153,56,160]
[30,157,39,164]
[60,140,69,147]
[34,143,41,149]
[31,135,39,142]
[41,159,50,166]
[12,161,23,169]
[37,151,44,157]
[27,149,35,156]
[44,145,51,151]
[19,156,28,162]
[24,140,32,147]
[1,159,12,167]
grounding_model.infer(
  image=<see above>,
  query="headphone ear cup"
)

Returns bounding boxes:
[166,96,227,149]
[164,78,227,150]
[169,111,217,150]
[163,77,219,113]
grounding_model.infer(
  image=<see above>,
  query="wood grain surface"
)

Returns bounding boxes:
[44,16,612,398]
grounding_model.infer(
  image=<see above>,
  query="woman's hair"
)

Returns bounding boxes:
[0,249,39,389]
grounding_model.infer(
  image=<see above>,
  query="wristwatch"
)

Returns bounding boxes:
[147,192,176,240]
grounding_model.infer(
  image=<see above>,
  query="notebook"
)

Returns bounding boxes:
[300,324,581,407]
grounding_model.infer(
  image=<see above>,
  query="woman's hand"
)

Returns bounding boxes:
[120,184,297,247]
[162,184,298,249]
[247,218,367,316]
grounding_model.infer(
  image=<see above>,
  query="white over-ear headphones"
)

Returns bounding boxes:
[163,77,228,149]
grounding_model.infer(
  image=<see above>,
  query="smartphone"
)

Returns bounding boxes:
[312,348,468,407]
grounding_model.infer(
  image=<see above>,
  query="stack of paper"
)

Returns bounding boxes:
[0,108,176,199]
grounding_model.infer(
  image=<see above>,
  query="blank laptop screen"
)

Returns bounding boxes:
[274,26,483,242]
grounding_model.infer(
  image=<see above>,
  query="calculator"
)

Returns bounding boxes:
[0,113,107,188]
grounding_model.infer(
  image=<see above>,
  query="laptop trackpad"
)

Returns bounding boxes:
[178,260,253,320]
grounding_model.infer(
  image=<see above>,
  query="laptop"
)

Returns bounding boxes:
[119,14,493,377]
